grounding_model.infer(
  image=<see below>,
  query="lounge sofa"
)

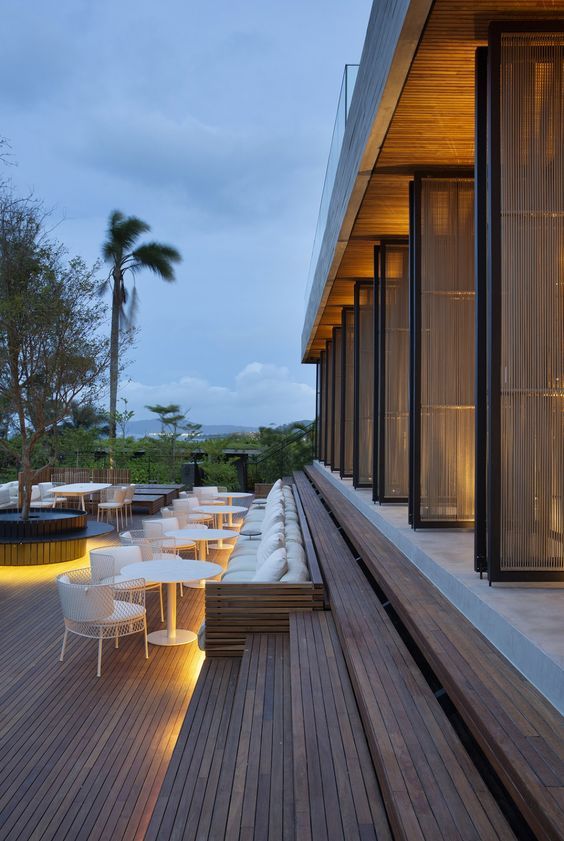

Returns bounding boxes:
[202,480,325,656]
[220,480,309,584]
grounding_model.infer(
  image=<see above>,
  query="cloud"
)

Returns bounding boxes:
[121,361,315,427]
[69,106,311,225]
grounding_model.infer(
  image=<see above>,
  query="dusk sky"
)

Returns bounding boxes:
[1,0,370,427]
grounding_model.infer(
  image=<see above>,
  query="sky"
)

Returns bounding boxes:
[0,0,371,427]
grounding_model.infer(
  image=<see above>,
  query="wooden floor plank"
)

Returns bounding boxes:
[294,470,515,841]
[146,632,294,841]
[290,611,392,841]
[0,528,231,841]
[302,466,564,841]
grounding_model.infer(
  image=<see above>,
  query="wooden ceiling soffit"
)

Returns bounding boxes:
[351,174,410,239]
[303,0,434,361]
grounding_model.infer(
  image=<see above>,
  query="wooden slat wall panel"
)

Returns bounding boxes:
[494,29,564,576]
[342,309,355,476]
[355,284,374,486]
[416,177,475,524]
[332,328,343,472]
[379,242,410,500]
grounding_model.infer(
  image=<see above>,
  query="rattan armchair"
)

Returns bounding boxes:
[57,567,148,677]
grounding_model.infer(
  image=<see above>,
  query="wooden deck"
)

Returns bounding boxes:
[148,625,392,840]
[0,535,230,841]
[299,466,564,841]
[294,471,514,841]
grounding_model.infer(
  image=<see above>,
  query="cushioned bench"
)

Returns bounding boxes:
[204,482,325,657]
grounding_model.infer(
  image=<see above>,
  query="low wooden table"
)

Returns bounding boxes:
[131,494,165,514]
[134,485,183,506]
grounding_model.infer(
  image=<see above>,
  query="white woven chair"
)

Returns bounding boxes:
[192,486,223,505]
[122,484,136,525]
[31,482,57,509]
[57,567,148,677]
[97,486,127,530]
[92,542,165,622]
[172,497,213,524]
[142,518,197,556]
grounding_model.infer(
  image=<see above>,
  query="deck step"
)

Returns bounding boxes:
[146,633,294,840]
[290,611,392,841]
[294,471,515,841]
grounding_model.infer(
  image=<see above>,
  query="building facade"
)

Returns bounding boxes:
[303,1,564,583]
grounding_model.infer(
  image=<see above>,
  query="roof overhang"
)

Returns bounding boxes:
[302,0,564,362]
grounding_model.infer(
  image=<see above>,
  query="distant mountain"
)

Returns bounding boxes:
[125,419,258,438]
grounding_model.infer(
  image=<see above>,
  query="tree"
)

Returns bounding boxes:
[145,403,200,474]
[101,211,181,439]
[0,190,117,519]
[111,397,135,439]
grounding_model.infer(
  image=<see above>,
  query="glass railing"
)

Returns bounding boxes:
[305,64,359,305]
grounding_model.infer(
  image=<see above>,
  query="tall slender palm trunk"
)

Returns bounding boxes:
[108,269,122,443]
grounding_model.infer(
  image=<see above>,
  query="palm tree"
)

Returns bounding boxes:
[101,211,181,439]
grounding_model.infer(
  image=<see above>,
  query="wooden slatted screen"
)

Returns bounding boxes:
[325,340,334,465]
[319,351,327,462]
[341,308,355,477]
[413,175,475,526]
[377,242,409,502]
[489,26,564,580]
[332,327,342,472]
[354,283,374,487]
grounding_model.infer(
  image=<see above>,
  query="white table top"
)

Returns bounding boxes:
[196,505,247,515]
[122,558,222,583]
[165,528,237,542]
[217,492,253,499]
[54,482,112,494]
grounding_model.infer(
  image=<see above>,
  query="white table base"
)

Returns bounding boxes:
[148,629,197,645]
[148,581,197,646]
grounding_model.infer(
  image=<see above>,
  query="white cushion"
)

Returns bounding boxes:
[228,547,256,561]
[267,479,282,499]
[261,512,284,534]
[256,530,285,568]
[0,488,11,505]
[221,569,255,582]
[243,511,265,523]
[100,600,145,624]
[285,512,299,523]
[91,544,142,576]
[285,525,304,545]
[287,542,307,568]
[281,563,309,583]
[227,556,257,573]
[252,547,287,582]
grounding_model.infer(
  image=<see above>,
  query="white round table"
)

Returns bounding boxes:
[165,528,237,557]
[121,558,222,646]
[196,505,247,528]
[217,492,253,506]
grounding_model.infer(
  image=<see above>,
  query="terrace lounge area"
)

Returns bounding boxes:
[2,475,562,840]
[1,1,563,839]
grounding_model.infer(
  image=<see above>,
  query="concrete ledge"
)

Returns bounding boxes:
[313,461,564,714]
